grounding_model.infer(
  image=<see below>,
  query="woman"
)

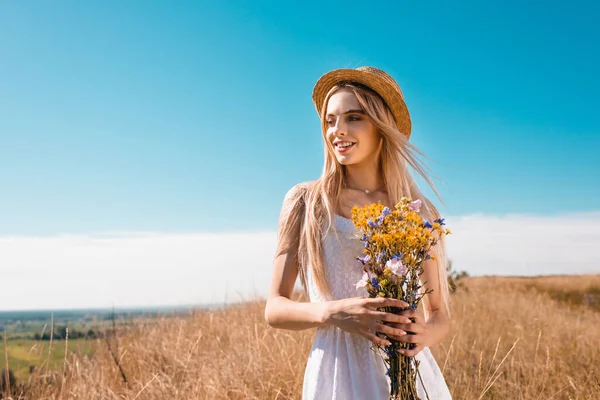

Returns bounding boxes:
[264,66,452,399]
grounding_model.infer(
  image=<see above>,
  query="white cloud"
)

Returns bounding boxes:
[0,231,278,311]
[1,211,599,310]
[445,211,600,276]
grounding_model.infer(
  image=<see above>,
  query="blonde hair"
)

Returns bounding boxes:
[276,82,450,315]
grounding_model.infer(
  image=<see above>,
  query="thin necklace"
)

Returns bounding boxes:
[343,183,386,194]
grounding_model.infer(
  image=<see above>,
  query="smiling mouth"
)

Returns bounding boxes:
[334,141,356,149]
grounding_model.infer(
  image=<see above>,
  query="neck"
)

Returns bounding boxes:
[343,164,385,192]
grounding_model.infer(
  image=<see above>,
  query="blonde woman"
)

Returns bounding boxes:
[264,67,452,399]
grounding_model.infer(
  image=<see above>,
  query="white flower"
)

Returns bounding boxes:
[355,272,369,290]
[386,256,407,276]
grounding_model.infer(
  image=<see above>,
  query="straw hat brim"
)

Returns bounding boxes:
[312,68,411,138]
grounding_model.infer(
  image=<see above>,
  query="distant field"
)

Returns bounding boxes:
[0,308,185,384]
[1,338,96,379]
[1,275,599,399]
[0,307,187,336]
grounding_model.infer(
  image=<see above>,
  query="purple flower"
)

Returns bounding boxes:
[423,220,433,229]
[357,254,371,265]
[434,218,446,226]
[382,207,391,216]
[355,272,369,290]
[368,217,383,228]
[370,277,380,290]
[409,199,422,212]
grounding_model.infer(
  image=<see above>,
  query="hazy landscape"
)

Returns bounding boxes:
[1,274,599,399]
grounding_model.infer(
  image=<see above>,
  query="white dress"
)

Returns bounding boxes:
[302,215,452,400]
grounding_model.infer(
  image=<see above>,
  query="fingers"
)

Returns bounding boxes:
[399,308,418,318]
[393,322,425,334]
[360,329,391,347]
[387,332,407,341]
[368,310,412,325]
[372,321,406,338]
[399,344,424,357]
[365,297,409,310]
[394,332,420,343]
[397,309,425,331]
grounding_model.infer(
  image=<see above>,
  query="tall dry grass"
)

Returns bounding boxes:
[3,275,600,399]
[435,276,600,399]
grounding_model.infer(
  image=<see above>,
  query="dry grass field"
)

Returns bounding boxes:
[2,275,600,399]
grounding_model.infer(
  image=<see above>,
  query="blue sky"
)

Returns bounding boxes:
[1,1,599,236]
[1,1,599,309]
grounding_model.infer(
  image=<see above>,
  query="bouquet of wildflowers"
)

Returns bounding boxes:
[351,197,451,400]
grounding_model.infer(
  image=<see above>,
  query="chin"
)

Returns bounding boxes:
[337,158,358,166]
[335,156,350,165]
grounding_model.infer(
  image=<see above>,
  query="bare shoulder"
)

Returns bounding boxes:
[283,180,315,202]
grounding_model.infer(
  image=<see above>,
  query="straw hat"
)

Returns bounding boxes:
[312,66,411,138]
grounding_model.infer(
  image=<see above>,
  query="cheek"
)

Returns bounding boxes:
[368,135,380,149]
[324,132,338,154]
[359,132,380,152]
[325,131,334,146]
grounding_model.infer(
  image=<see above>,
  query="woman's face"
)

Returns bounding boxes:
[325,88,382,167]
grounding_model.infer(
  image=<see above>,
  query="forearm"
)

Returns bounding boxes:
[265,296,332,331]
[425,310,450,347]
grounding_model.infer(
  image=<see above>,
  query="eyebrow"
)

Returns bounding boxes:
[326,109,366,118]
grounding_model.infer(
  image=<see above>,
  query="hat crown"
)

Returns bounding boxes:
[355,66,405,101]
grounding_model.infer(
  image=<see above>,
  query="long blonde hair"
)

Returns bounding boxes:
[276,82,450,314]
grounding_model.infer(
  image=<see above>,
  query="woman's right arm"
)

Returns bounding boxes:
[263,228,330,329]
[264,183,329,330]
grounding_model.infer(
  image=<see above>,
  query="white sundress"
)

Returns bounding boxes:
[302,215,452,400]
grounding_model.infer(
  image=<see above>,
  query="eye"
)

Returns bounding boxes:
[325,119,335,126]
[348,115,361,121]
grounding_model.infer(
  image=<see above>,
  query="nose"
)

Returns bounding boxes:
[330,119,346,136]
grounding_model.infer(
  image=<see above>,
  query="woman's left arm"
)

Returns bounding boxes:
[387,254,450,357]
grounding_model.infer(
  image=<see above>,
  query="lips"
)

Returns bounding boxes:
[335,142,355,153]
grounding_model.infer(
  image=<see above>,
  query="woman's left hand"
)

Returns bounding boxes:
[385,308,429,357]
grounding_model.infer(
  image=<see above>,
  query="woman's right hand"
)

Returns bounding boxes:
[325,297,412,346]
